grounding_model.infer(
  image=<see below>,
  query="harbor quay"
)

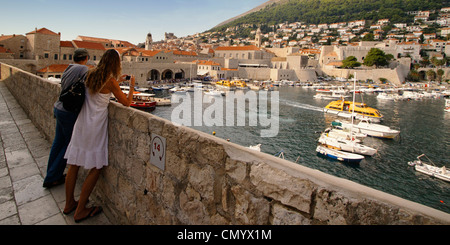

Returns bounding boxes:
[1,62,450,225]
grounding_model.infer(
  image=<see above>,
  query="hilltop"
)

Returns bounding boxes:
[213,0,288,28]
[212,0,448,31]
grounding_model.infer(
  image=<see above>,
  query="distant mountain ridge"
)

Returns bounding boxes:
[212,0,448,31]
[213,0,288,28]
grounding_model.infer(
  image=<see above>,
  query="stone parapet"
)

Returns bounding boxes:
[1,62,449,225]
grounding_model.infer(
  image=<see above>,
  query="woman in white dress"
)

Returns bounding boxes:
[63,49,135,222]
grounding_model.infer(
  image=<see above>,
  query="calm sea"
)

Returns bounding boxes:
[151,86,450,214]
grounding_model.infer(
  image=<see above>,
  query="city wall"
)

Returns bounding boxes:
[322,67,407,85]
[1,62,449,225]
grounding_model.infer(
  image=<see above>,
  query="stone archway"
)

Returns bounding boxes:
[162,69,173,80]
[174,69,185,79]
[418,70,426,81]
[149,69,160,81]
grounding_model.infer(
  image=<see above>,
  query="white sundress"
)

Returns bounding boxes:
[65,88,111,170]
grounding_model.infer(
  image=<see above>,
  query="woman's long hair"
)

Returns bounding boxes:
[86,49,121,94]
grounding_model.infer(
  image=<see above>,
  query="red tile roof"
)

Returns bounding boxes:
[0,35,16,41]
[37,64,69,73]
[37,64,94,73]
[26,28,59,36]
[77,35,136,48]
[114,48,161,57]
[73,40,106,50]
[171,50,198,56]
[0,46,13,53]
[60,41,74,48]
[215,45,260,51]
[195,60,220,66]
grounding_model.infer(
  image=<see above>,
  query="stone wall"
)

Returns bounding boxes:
[1,62,449,225]
[322,67,406,85]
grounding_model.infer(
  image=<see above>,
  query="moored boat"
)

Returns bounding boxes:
[445,99,450,113]
[123,91,157,111]
[204,89,224,97]
[334,120,400,139]
[216,80,236,90]
[408,154,450,182]
[323,127,365,143]
[247,144,262,152]
[169,87,187,94]
[318,133,377,156]
[316,145,364,164]
[234,80,249,90]
[323,100,383,123]
[314,88,350,100]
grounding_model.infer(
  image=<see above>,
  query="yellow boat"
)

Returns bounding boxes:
[216,80,236,90]
[323,100,383,122]
[234,80,248,89]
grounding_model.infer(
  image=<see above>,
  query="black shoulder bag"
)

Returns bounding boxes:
[59,73,87,113]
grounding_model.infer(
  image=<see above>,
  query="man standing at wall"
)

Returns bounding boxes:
[43,48,90,188]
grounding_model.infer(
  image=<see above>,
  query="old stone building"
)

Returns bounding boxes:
[26,28,61,62]
[0,28,198,85]
[0,34,27,59]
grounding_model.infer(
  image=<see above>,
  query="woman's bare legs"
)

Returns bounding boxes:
[73,168,102,221]
[64,165,80,214]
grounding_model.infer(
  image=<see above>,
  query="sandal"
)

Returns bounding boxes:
[63,200,89,215]
[74,206,103,223]
[63,201,78,215]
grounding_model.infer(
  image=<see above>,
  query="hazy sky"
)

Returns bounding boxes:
[1,0,267,44]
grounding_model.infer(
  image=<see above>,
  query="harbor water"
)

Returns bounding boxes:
[151,86,450,214]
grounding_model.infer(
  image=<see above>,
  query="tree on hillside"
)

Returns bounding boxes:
[426,69,436,81]
[437,69,444,82]
[407,70,420,82]
[363,48,390,68]
[342,56,361,69]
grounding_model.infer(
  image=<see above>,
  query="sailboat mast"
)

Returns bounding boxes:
[351,72,356,143]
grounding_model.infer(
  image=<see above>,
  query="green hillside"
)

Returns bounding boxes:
[212,0,448,32]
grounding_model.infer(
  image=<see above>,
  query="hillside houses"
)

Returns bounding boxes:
[2,7,450,84]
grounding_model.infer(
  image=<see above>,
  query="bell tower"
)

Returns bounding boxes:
[145,33,153,50]
[255,28,262,48]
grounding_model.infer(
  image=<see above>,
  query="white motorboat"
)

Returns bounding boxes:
[182,86,195,92]
[334,120,400,139]
[408,154,450,182]
[445,99,450,113]
[330,122,368,139]
[318,133,377,156]
[314,88,350,100]
[169,87,187,94]
[247,144,261,152]
[316,145,364,164]
[376,92,399,101]
[323,127,365,143]
[204,90,224,97]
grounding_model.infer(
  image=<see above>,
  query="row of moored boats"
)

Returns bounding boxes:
[315,119,400,164]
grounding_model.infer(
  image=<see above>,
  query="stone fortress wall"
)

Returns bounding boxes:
[1,62,449,225]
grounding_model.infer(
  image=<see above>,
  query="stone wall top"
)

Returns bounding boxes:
[2,62,449,225]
